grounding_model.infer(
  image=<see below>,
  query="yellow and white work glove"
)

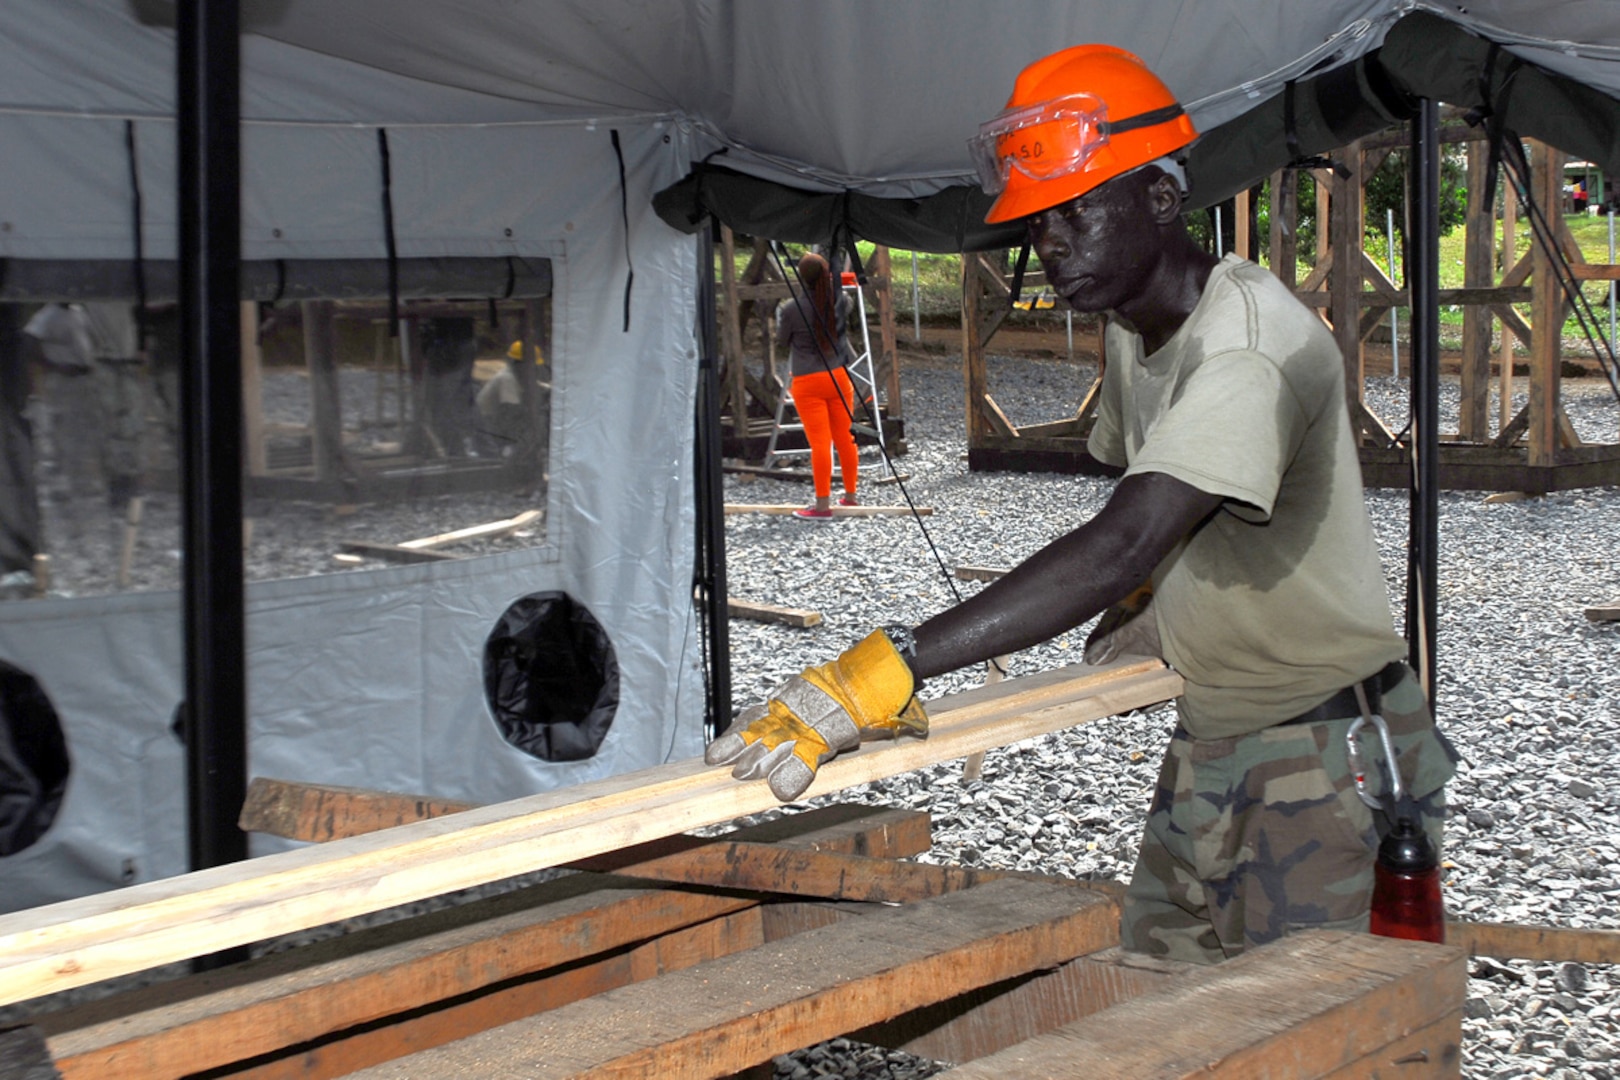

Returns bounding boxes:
[705,628,928,802]
[1082,582,1161,665]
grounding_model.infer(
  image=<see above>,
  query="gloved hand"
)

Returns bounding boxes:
[1083,582,1161,665]
[705,628,928,801]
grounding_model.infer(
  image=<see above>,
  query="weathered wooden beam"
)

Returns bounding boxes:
[39,806,932,1080]
[239,778,475,840]
[726,597,822,628]
[1529,141,1564,468]
[1449,919,1620,964]
[340,878,1119,1080]
[0,658,1181,1006]
[722,503,931,517]
[938,931,1464,1079]
[1569,263,1620,281]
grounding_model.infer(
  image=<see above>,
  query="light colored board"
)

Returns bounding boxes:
[334,540,460,564]
[42,806,929,1080]
[397,509,542,550]
[723,503,931,517]
[343,878,1118,1080]
[726,597,822,627]
[938,931,1464,1079]
[0,658,1178,1006]
[953,564,1009,582]
[1448,919,1620,964]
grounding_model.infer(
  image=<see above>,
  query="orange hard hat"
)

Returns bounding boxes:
[970,44,1198,224]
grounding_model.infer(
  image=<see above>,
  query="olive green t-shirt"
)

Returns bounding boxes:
[1087,255,1406,738]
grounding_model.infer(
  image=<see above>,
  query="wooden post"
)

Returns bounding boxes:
[1529,140,1564,469]
[301,300,344,482]
[1234,187,1251,263]
[1460,142,1495,440]
[1499,182,1518,433]
[1328,142,1366,414]
[871,246,903,424]
[719,224,747,427]
[239,301,266,476]
[962,254,989,443]
[1268,169,1297,288]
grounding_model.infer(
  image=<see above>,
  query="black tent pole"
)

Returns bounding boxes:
[176,0,248,890]
[1406,98,1441,705]
[694,226,732,742]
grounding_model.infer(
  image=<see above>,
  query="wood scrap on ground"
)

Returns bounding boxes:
[1583,598,1620,622]
[335,509,542,564]
[727,597,822,627]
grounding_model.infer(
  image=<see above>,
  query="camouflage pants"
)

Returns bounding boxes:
[93,357,146,484]
[1121,665,1458,964]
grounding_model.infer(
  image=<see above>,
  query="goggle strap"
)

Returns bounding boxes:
[1100,102,1186,138]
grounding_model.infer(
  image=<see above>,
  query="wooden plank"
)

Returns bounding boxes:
[726,597,822,628]
[954,565,1010,583]
[1316,1011,1463,1080]
[939,931,1465,1079]
[1569,263,1620,281]
[1530,141,1564,468]
[722,503,931,517]
[1584,600,1620,623]
[397,509,541,550]
[41,806,931,1080]
[343,878,1119,1080]
[0,658,1179,1007]
[854,942,1167,1064]
[238,778,475,841]
[334,540,460,564]
[1449,919,1620,963]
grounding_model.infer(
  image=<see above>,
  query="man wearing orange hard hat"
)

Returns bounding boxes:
[706,45,1455,964]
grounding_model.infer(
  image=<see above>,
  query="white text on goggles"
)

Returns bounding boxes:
[969,95,1186,195]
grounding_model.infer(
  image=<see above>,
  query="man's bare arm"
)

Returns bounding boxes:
[909,471,1221,680]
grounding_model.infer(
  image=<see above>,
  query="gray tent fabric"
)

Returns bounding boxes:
[4,0,1620,911]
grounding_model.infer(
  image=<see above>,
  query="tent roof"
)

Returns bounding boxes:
[5,1,1620,262]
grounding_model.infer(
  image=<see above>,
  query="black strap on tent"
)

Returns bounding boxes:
[125,120,149,349]
[270,258,286,305]
[610,129,634,332]
[377,127,401,337]
[1464,43,1526,228]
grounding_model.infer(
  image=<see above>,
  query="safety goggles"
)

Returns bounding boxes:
[968,94,1186,194]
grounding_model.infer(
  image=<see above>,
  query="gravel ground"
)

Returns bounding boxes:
[721,352,1620,1080]
[8,354,1619,1077]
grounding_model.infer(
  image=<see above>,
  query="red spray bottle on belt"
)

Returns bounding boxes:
[1349,703,1446,943]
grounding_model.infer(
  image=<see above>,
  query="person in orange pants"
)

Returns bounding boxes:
[777,253,859,519]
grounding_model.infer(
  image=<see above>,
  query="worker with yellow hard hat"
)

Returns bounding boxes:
[707,44,1455,965]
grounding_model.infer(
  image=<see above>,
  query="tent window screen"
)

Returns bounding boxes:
[11,293,552,598]
[483,591,620,762]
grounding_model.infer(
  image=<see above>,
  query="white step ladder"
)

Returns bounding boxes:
[763,272,887,472]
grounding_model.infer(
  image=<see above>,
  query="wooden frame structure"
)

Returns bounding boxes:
[963,121,1620,492]
[715,225,906,463]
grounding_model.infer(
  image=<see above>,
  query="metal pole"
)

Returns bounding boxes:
[176,0,247,882]
[907,250,920,341]
[1608,207,1615,363]
[694,228,731,741]
[1387,207,1400,379]
[1407,100,1441,705]
[1213,205,1224,257]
